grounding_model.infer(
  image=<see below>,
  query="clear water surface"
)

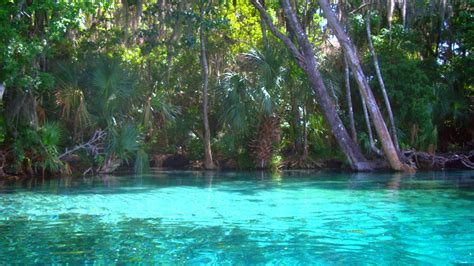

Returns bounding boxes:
[0,170,473,264]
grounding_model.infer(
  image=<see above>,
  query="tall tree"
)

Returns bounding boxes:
[319,0,412,172]
[344,57,357,142]
[250,0,371,171]
[199,2,215,170]
[361,93,382,156]
[366,12,399,150]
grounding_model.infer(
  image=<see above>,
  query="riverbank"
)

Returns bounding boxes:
[1,149,473,180]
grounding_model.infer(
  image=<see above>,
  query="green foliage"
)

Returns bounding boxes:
[307,114,337,157]
[107,124,141,162]
[357,132,371,155]
[185,137,204,161]
[150,91,181,122]
[269,154,283,172]
[213,134,238,159]
[9,122,66,176]
[39,121,63,148]
[0,0,472,176]
[234,149,256,170]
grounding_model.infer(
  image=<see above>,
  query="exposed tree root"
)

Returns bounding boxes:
[403,150,474,170]
[283,156,325,169]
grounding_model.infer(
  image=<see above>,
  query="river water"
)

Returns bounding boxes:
[0,170,473,264]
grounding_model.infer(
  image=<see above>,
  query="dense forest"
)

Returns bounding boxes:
[0,0,472,177]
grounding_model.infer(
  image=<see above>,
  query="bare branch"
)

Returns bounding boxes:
[350,2,372,15]
[59,129,106,160]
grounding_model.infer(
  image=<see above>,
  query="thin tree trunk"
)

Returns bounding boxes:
[302,105,309,157]
[345,57,357,142]
[319,0,412,172]
[259,0,268,47]
[260,17,268,47]
[376,0,382,31]
[121,0,130,45]
[336,0,343,21]
[291,96,302,153]
[402,0,407,29]
[361,93,382,156]
[366,15,399,151]
[165,2,184,84]
[329,80,339,110]
[388,0,395,43]
[251,0,371,171]
[200,5,215,170]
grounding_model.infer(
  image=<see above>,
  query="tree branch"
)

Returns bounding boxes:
[350,2,372,15]
[280,0,312,54]
[249,0,304,64]
[59,129,106,160]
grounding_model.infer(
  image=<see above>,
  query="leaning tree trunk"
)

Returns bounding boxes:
[319,0,412,172]
[366,14,399,151]
[199,6,215,170]
[250,0,371,171]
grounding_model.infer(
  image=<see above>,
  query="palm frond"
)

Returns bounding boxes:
[39,121,62,147]
[151,91,181,121]
[107,123,141,162]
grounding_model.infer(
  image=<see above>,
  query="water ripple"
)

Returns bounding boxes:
[0,170,473,264]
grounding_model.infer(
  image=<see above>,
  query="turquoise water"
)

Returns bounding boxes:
[0,171,473,264]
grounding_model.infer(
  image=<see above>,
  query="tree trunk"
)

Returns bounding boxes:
[260,17,268,47]
[200,6,215,170]
[361,93,382,156]
[366,15,399,151]
[305,60,369,170]
[344,57,357,142]
[254,114,281,169]
[259,0,268,47]
[250,0,371,171]
[302,105,309,157]
[291,96,302,153]
[388,0,395,43]
[401,0,407,29]
[329,80,339,111]
[319,0,412,172]
[165,2,184,84]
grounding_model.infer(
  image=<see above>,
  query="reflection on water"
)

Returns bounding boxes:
[0,170,473,264]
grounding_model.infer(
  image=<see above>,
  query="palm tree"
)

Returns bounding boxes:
[56,63,91,140]
[219,47,285,169]
[55,58,178,174]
